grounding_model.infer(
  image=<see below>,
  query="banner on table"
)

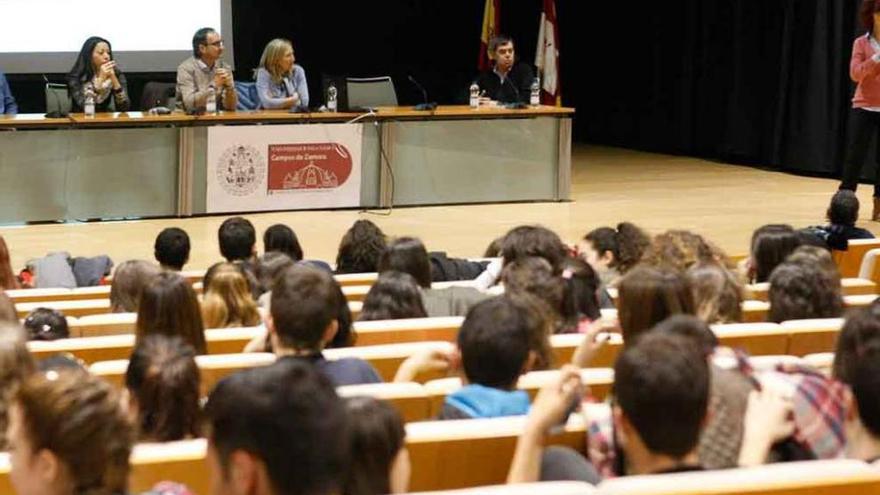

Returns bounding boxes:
[206,124,363,213]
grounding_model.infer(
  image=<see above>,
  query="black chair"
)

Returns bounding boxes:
[140,82,176,111]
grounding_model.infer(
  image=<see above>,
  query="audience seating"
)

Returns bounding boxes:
[335,272,379,286]
[741,300,770,323]
[746,278,878,301]
[6,285,111,304]
[781,318,844,356]
[711,323,789,356]
[844,294,879,308]
[15,299,111,318]
[325,341,456,382]
[858,248,880,285]
[68,313,137,337]
[595,459,880,495]
[353,316,464,346]
[338,382,433,422]
[833,238,880,278]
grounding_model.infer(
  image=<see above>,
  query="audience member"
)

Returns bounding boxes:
[263,223,303,261]
[0,71,17,115]
[616,265,696,343]
[686,263,744,324]
[475,34,534,104]
[125,335,201,442]
[335,219,387,274]
[747,224,802,283]
[136,272,207,354]
[767,259,843,323]
[201,262,262,328]
[844,344,880,464]
[66,36,130,112]
[359,271,428,321]
[0,292,16,325]
[8,370,133,495]
[177,27,237,112]
[255,251,295,296]
[379,237,486,317]
[438,296,546,420]
[642,230,717,272]
[806,190,875,250]
[579,222,650,286]
[269,264,381,385]
[559,257,603,325]
[154,227,191,271]
[343,396,410,495]
[256,38,309,110]
[501,225,568,273]
[0,235,19,290]
[0,324,35,450]
[203,359,348,495]
[22,307,69,341]
[502,257,565,329]
[218,216,256,262]
[109,259,161,313]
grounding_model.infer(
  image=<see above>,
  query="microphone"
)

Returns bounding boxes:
[43,75,69,118]
[408,75,437,111]
[502,76,528,110]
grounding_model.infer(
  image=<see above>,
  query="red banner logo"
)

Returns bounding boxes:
[267,143,354,192]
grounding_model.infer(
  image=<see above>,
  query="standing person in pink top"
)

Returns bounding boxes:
[841,0,880,221]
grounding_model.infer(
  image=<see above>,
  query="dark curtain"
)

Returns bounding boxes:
[566,0,861,177]
[5,0,867,177]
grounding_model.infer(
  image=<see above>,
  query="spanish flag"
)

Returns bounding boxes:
[478,0,500,71]
[535,0,561,106]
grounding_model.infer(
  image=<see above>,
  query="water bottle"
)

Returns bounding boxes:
[327,83,338,112]
[205,85,217,114]
[469,82,480,109]
[530,77,541,107]
[84,85,96,117]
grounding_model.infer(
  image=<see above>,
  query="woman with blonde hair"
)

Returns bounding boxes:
[201,262,262,329]
[255,38,309,110]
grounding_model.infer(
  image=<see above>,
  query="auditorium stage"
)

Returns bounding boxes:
[0,144,874,272]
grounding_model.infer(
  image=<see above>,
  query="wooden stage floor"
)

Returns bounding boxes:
[1,145,874,272]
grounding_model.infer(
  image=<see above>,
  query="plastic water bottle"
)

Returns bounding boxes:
[84,85,96,117]
[205,85,217,114]
[469,82,480,109]
[327,83,338,112]
[530,77,541,107]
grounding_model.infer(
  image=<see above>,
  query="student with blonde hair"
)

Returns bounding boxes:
[255,38,309,110]
[201,262,262,329]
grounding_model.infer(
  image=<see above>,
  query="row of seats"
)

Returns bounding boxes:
[1,416,877,494]
[26,316,853,376]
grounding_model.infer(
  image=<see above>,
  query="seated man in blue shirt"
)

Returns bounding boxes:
[0,72,18,115]
[437,295,545,419]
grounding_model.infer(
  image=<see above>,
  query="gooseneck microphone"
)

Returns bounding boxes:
[43,75,69,118]
[408,75,437,111]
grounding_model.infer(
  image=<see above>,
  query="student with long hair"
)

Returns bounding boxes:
[343,397,410,495]
[0,324,35,451]
[66,36,130,112]
[336,220,387,274]
[255,38,310,110]
[7,370,133,495]
[263,223,304,261]
[136,271,207,354]
[201,262,262,328]
[125,335,201,442]
[109,260,161,313]
[578,222,651,286]
[0,235,19,290]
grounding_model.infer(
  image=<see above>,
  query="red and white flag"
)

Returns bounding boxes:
[535,0,561,105]
[479,0,500,71]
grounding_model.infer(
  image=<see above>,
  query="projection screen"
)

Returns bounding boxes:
[0,0,234,73]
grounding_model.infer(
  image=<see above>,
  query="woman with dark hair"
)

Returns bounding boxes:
[840,0,880,220]
[379,237,486,317]
[833,301,880,383]
[263,223,304,261]
[136,271,207,354]
[336,220,387,274]
[23,308,69,341]
[0,235,19,290]
[359,271,428,321]
[343,396,410,495]
[501,225,568,273]
[125,335,201,442]
[578,222,650,286]
[66,36,130,112]
[616,265,696,343]
[767,260,843,323]
[747,224,802,283]
[0,324,35,451]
